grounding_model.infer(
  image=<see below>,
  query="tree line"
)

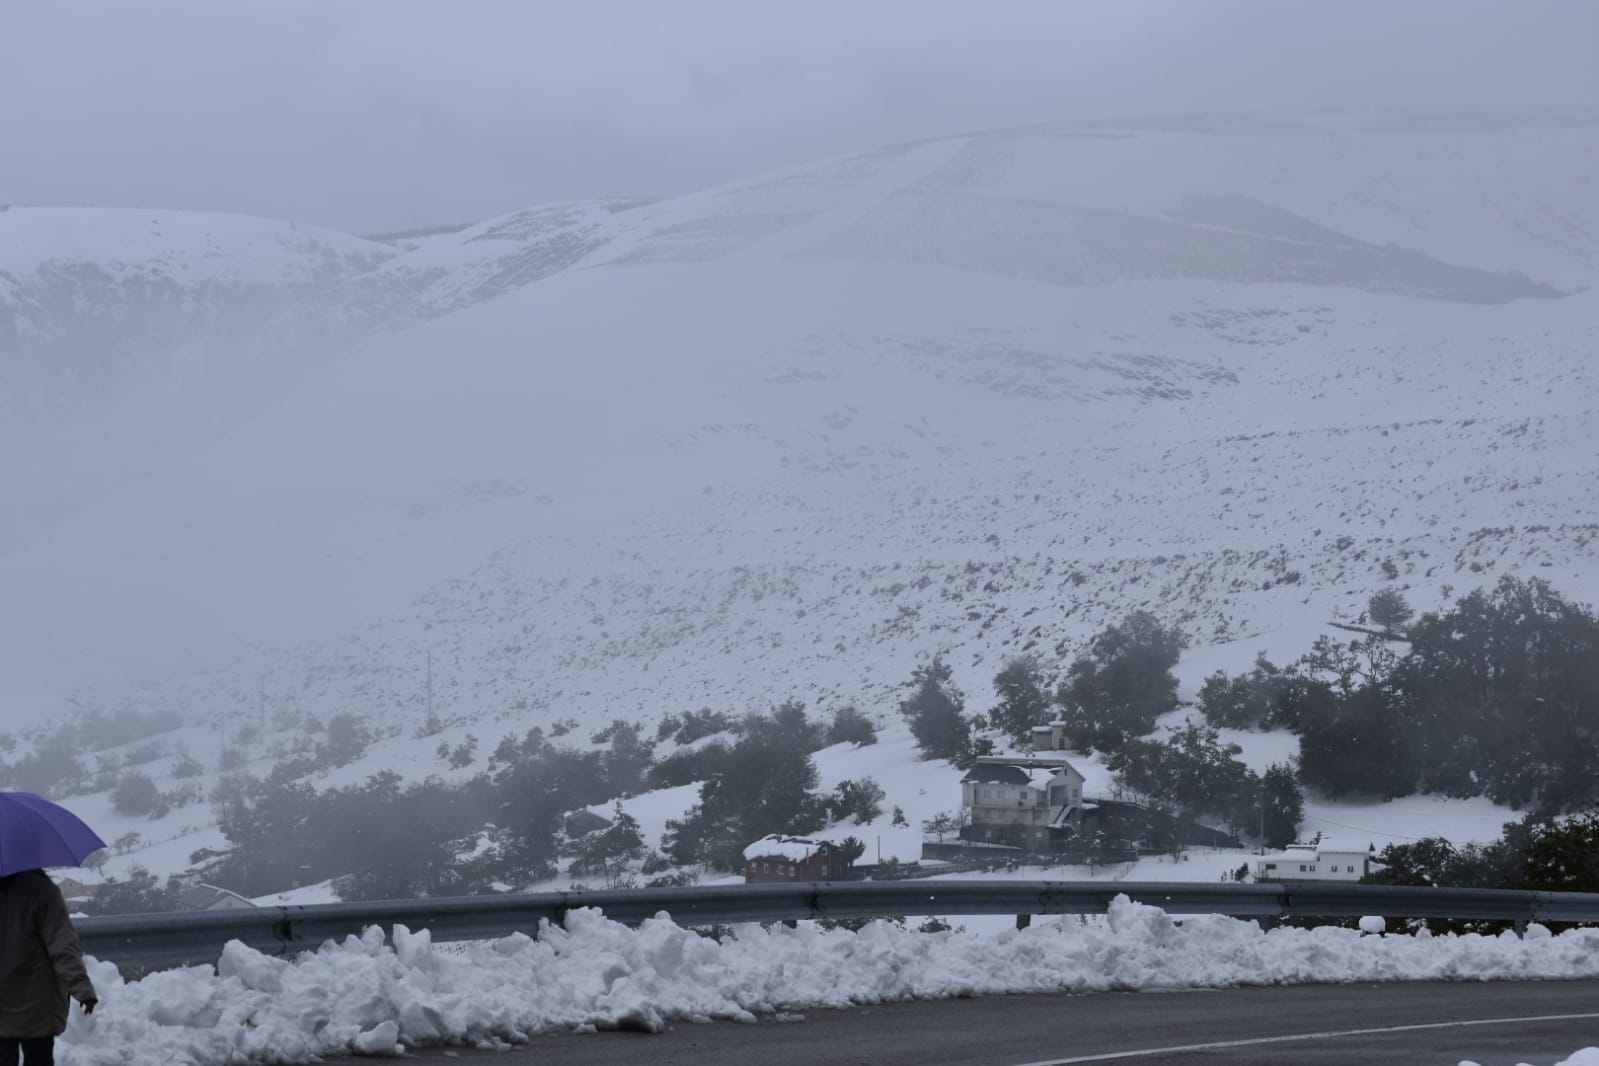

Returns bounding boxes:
[1199,577,1599,811]
[188,702,882,902]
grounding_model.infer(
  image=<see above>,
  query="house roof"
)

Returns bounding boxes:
[1310,837,1374,856]
[49,868,107,887]
[180,883,255,909]
[1255,838,1374,865]
[564,809,613,831]
[962,763,1032,785]
[742,834,831,863]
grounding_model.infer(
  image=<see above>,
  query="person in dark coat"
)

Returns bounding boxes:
[0,870,98,1066]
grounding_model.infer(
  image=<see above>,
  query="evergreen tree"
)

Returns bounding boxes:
[1108,721,1256,828]
[1059,612,1187,752]
[1295,678,1412,799]
[1197,654,1294,730]
[597,719,656,797]
[1516,807,1599,892]
[1395,577,1599,808]
[1367,588,1415,633]
[835,836,867,867]
[320,712,372,767]
[111,771,161,816]
[333,774,483,901]
[81,865,183,915]
[989,656,1053,744]
[828,778,885,823]
[570,803,647,889]
[825,705,878,746]
[899,657,971,761]
[1257,763,1304,849]
[661,719,825,870]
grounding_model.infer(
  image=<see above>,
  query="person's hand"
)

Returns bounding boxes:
[78,996,96,1015]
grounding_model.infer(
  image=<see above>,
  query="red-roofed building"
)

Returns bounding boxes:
[742,835,851,883]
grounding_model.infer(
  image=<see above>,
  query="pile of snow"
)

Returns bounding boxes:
[1499,1053,1599,1066]
[58,896,1599,1066]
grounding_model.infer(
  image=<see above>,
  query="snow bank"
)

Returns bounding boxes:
[1464,1051,1599,1066]
[58,897,1599,1066]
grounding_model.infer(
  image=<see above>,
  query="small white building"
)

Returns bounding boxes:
[1254,837,1374,883]
[1030,720,1072,752]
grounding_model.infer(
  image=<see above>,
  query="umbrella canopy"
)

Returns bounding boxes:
[0,792,107,877]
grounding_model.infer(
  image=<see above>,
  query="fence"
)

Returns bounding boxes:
[76,879,1599,970]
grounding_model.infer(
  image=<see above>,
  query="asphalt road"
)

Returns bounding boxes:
[408,980,1599,1066]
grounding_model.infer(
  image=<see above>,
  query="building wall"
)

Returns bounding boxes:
[970,804,1044,827]
[963,821,1049,849]
[1256,854,1367,883]
[745,850,849,883]
[965,783,1041,808]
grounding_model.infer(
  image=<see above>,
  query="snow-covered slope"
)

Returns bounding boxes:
[0,208,401,548]
[3,111,1597,881]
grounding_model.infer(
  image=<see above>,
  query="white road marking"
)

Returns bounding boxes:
[1005,1011,1599,1065]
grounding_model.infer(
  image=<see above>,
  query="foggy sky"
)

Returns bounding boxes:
[3,0,1596,235]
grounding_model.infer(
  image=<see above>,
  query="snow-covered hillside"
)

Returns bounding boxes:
[2,110,1596,884]
[0,208,400,548]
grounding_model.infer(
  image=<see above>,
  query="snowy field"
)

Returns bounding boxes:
[57,897,1599,1066]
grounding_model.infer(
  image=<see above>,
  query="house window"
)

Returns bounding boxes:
[1348,865,1355,873]
[1299,864,1308,872]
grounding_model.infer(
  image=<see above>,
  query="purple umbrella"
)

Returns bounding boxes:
[0,792,107,877]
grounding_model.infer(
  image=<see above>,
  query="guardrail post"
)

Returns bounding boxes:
[1015,913,1031,929]
[272,909,296,956]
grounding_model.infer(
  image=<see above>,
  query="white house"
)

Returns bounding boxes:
[1254,837,1374,883]
[960,755,1085,852]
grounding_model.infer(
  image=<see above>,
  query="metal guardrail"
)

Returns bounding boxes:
[75,879,1599,970]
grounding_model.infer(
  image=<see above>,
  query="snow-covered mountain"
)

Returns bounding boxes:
[3,110,1597,880]
[0,208,400,548]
